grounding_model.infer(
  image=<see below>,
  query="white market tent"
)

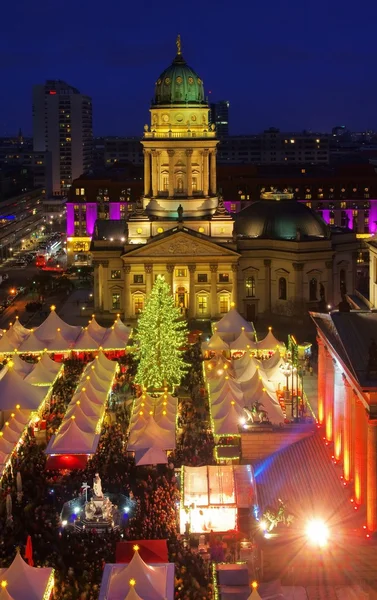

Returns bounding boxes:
[212,405,243,436]
[135,446,168,466]
[24,357,62,386]
[230,330,258,351]
[45,418,100,455]
[209,380,244,406]
[128,416,175,451]
[66,396,103,419]
[233,357,259,383]
[113,315,132,341]
[10,355,34,378]
[18,331,48,354]
[257,328,285,352]
[0,366,47,410]
[214,308,255,342]
[124,588,144,600]
[206,333,230,352]
[100,327,126,350]
[73,328,100,352]
[0,551,54,600]
[59,410,99,434]
[87,317,108,343]
[34,307,81,343]
[100,549,174,600]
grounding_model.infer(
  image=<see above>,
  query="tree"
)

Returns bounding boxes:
[135,275,188,390]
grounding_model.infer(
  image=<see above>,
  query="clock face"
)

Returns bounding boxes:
[176,113,184,122]
[162,114,169,123]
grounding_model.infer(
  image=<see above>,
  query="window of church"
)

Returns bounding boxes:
[134,295,144,314]
[134,274,144,284]
[163,177,168,191]
[112,293,121,310]
[246,276,256,297]
[198,273,208,283]
[309,278,317,301]
[278,277,287,300]
[176,269,187,278]
[219,294,229,313]
[198,295,208,314]
[219,273,229,283]
[111,270,121,280]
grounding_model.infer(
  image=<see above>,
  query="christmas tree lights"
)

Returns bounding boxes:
[135,275,188,389]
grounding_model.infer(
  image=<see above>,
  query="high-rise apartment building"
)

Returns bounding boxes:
[32,80,92,195]
[210,100,230,137]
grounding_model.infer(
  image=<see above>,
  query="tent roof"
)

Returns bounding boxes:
[0,585,16,600]
[257,329,285,351]
[0,551,53,600]
[101,327,126,350]
[24,359,61,386]
[46,419,99,455]
[211,399,244,420]
[113,315,131,341]
[230,330,257,351]
[66,396,103,418]
[234,358,259,383]
[128,416,175,451]
[59,409,98,434]
[0,367,46,410]
[74,328,100,351]
[0,437,15,455]
[212,404,243,435]
[124,588,144,600]
[40,352,62,373]
[72,383,107,405]
[34,309,81,343]
[207,333,229,351]
[108,550,168,600]
[10,355,34,378]
[135,446,168,466]
[215,308,254,334]
[18,332,49,353]
[87,317,107,343]
[0,335,20,353]
[97,351,117,372]
[45,329,73,352]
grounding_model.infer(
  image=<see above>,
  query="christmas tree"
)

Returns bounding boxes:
[135,274,188,389]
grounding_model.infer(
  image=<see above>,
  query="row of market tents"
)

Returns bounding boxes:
[0,309,131,354]
[0,354,64,478]
[206,351,287,436]
[45,351,117,465]
[0,551,54,600]
[127,392,177,466]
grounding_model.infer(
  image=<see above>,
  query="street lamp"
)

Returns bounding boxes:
[280,362,297,418]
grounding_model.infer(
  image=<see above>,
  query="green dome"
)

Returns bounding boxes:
[154,52,206,105]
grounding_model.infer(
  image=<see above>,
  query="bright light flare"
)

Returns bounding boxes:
[305,518,329,547]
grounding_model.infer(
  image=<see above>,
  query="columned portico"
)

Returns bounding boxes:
[188,264,196,318]
[210,149,217,195]
[143,149,151,196]
[324,350,334,441]
[151,150,158,197]
[123,265,131,318]
[333,361,344,460]
[145,264,153,295]
[168,150,175,198]
[317,337,326,424]
[210,264,218,317]
[231,263,238,306]
[202,150,209,197]
[342,375,352,482]
[166,264,174,291]
[186,150,193,197]
[367,420,377,531]
[354,399,367,505]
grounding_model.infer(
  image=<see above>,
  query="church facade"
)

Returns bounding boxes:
[91,38,359,322]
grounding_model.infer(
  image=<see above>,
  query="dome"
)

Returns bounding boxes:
[235,200,330,240]
[154,37,205,105]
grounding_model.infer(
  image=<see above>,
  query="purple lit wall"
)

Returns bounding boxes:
[369,201,377,234]
[66,204,75,236]
[86,204,98,236]
[321,209,330,224]
[224,200,242,213]
[109,203,121,220]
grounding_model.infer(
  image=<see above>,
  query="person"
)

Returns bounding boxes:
[93,473,103,498]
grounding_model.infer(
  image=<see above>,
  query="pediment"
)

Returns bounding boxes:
[122,231,240,259]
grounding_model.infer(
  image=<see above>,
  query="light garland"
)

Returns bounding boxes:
[43,570,55,599]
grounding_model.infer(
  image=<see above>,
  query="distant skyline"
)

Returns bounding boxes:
[1,0,377,137]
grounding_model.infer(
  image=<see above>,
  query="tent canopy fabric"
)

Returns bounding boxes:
[207,333,229,351]
[215,308,254,336]
[257,329,285,351]
[74,328,100,351]
[135,446,168,466]
[101,327,126,350]
[128,416,175,451]
[230,330,257,351]
[34,309,81,342]
[87,317,107,343]
[0,551,53,600]
[18,332,49,353]
[24,359,61,386]
[45,419,99,455]
[0,366,46,410]
[10,355,34,378]
[113,316,131,341]
[107,551,169,600]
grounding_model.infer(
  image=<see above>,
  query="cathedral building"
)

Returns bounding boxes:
[91,37,359,322]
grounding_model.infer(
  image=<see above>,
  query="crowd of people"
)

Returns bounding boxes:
[0,342,214,599]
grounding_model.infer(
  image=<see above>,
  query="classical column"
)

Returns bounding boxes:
[342,375,352,482]
[186,149,193,197]
[333,361,345,460]
[151,149,158,197]
[168,150,175,198]
[210,149,217,195]
[188,264,196,318]
[317,337,326,424]
[210,264,218,317]
[354,399,367,505]
[166,264,174,292]
[145,263,153,296]
[367,420,377,531]
[123,265,131,318]
[325,260,333,307]
[292,262,304,301]
[93,261,100,311]
[202,149,209,197]
[231,263,238,307]
[264,260,271,313]
[143,149,151,196]
[324,350,334,441]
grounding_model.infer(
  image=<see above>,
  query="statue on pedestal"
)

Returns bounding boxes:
[85,500,96,520]
[93,473,103,498]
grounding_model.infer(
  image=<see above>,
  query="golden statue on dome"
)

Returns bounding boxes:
[176,34,182,55]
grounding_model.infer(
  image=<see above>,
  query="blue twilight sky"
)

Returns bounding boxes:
[0,0,376,137]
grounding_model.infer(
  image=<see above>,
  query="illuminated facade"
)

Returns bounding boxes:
[312,311,377,532]
[91,38,360,320]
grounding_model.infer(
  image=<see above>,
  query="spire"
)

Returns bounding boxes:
[176,34,182,55]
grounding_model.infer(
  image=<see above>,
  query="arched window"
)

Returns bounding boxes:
[278,277,287,300]
[246,276,256,298]
[309,277,317,301]
[177,177,183,192]
[340,269,347,294]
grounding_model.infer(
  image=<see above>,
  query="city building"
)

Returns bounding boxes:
[104,137,143,166]
[210,101,230,138]
[32,80,92,195]
[4,149,52,196]
[312,310,377,532]
[90,37,360,322]
[216,128,329,164]
[66,165,142,264]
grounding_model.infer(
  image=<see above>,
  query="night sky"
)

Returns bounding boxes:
[1,0,376,137]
